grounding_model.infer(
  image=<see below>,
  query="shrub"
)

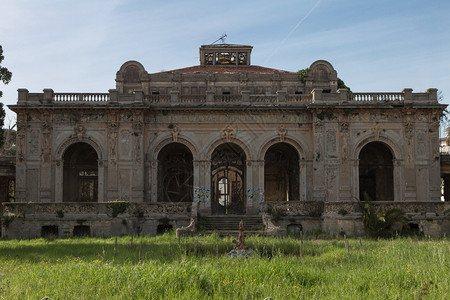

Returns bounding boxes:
[107,200,130,217]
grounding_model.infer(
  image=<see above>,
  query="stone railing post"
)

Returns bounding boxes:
[43,89,54,104]
[206,91,215,105]
[337,88,349,102]
[426,88,438,103]
[134,89,144,103]
[402,88,413,104]
[312,88,323,103]
[241,90,250,105]
[277,90,286,103]
[170,90,180,104]
[108,89,118,104]
[17,89,29,105]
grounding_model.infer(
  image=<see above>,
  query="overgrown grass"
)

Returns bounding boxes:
[0,234,448,299]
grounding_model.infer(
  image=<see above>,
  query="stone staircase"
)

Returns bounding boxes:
[197,215,266,236]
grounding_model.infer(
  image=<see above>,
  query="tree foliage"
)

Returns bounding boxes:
[0,45,12,148]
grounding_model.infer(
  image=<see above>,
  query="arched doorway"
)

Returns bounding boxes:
[63,142,98,202]
[359,142,394,201]
[211,143,246,215]
[157,143,193,202]
[264,143,300,201]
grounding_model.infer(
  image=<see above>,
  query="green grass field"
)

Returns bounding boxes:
[0,234,448,299]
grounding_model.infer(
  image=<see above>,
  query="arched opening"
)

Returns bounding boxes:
[264,143,300,201]
[157,143,193,202]
[211,143,246,215]
[359,142,394,201]
[63,142,98,202]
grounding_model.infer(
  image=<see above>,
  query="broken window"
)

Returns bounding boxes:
[264,143,300,201]
[211,143,246,214]
[204,52,214,65]
[215,52,236,65]
[359,142,394,201]
[238,52,247,65]
[157,143,193,202]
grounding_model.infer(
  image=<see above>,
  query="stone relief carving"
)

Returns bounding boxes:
[222,125,236,142]
[74,124,87,139]
[28,129,40,157]
[277,125,287,142]
[171,126,180,142]
[326,130,337,156]
[371,123,381,141]
[41,118,52,163]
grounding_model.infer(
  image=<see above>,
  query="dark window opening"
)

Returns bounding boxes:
[157,224,173,235]
[42,225,58,238]
[157,143,193,202]
[264,143,300,202]
[323,89,331,93]
[294,91,303,95]
[73,225,90,237]
[359,142,394,201]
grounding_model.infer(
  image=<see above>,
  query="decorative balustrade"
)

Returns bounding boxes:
[352,93,404,102]
[215,94,241,103]
[145,94,171,103]
[285,94,312,103]
[262,201,324,217]
[249,94,278,104]
[2,202,192,217]
[54,93,109,102]
[180,94,207,104]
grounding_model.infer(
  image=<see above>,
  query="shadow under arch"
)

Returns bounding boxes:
[156,142,194,202]
[356,140,397,202]
[62,142,99,202]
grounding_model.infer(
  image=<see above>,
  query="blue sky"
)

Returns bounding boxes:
[1,0,450,128]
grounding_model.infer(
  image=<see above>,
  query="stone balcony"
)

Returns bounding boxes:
[14,88,439,108]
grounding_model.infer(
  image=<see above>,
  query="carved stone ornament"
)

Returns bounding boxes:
[339,122,349,133]
[132,121,144,133]
[371,123,381,141]
[404,122,414,139]
[277,125,287,142]
[222,125,236,142]
[206,71,215,82]
[171,126,180,142]
[74,124,87,139]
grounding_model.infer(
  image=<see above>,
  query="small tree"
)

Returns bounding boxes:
[0,45,12,148]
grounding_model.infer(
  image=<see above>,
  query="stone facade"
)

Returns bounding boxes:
[2,44,449,238]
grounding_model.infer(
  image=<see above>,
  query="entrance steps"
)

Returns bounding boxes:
[197,215,266,236]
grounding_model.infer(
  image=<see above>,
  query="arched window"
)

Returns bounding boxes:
[63,142,98,202]
[264,143,300,201]
[211,143,246,214]
[157,143,193,202]
[359,142,394,201]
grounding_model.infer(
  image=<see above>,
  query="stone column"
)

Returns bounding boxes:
[54,160,63,202]
[98,160,105,203]
[150,160,158,202]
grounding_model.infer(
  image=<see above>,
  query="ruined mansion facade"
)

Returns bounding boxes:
[2,44,449,238]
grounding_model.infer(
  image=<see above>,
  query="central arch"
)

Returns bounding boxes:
[63,142,98,202]
[211,143,246,215]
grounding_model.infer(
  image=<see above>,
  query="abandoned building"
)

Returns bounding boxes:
[1,43,449,238]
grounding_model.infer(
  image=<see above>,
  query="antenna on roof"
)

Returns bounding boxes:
[211,33,227,45]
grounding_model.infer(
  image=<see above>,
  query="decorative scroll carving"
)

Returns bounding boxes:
[221,125,236,142]
[277,125,287,142]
